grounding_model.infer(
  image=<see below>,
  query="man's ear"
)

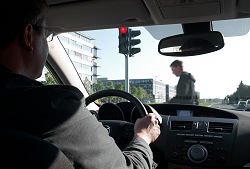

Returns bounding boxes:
[20,24,34,51]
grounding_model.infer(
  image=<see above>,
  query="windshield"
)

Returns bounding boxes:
[42,18,250,109]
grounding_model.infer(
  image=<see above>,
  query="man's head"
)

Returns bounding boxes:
[0,0,48,50]
[0,0,51,79]
[170,60,183,77]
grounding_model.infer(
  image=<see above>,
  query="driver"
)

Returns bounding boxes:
[0,0,160,169]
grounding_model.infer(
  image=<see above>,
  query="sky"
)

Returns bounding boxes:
[82,22,250,99]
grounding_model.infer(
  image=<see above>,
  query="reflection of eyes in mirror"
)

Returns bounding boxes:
[180,38,215,52]
[181,47,201,52]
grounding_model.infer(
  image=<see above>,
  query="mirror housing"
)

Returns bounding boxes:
[158,31,224,56]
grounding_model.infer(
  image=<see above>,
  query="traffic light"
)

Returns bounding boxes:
[118,27,129,54]
[118,27,141,56]
[129,29,141,56]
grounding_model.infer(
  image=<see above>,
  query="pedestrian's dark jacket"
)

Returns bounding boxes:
[169,71,198,105]
[0,64,157,169]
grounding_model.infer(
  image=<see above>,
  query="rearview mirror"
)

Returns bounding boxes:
[158,31,224,56]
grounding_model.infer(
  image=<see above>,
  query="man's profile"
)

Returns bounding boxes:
[0,0,160,168]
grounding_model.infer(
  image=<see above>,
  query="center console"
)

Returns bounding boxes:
[165,116,237,167]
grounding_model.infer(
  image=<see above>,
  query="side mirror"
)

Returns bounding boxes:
[158,31,224,56]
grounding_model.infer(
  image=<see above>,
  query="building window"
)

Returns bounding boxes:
[70,50,82,59]
[83,44,92,53]
[58,36,69,44]
[73,61,82,69]
[69,32,80,39]
[71,40,82,49]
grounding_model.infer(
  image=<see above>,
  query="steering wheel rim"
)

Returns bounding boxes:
[85,89,148,117]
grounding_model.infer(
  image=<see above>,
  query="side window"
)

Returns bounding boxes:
[36,66,57,85]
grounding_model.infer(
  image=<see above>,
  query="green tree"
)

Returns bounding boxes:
[93,81,154,104]
[144,92,153,101]
[105,81,115,102]
[228,81,250,103]
[106,81,115,90]
[115,83,124,91]
[115,83,125,102]
[130,86,138,97]
[93,79,105,92]
[130,86,152,103]
[41,72,57,85]
[137,86,144,100]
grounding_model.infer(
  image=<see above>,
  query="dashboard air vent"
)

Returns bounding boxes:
[170,121,193,131]
[208,122,233,133]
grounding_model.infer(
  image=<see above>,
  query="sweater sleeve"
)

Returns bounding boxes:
[123,138,158,169]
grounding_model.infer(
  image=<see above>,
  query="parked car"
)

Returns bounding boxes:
[237,101,247,110]
[246,100,250,110]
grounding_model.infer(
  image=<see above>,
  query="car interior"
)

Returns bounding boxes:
[3,0,250,169]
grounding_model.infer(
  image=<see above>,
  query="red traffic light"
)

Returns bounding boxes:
[119,27,128,34]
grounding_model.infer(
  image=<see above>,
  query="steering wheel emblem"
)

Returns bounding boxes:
[103,125,111,135]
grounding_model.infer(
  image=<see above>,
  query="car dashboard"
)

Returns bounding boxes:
[93,102,250,168]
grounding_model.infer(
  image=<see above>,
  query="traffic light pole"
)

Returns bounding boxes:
[125,53,129,93]
[124,29,131,93]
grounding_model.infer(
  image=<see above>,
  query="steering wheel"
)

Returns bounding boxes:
[85,89,148,149]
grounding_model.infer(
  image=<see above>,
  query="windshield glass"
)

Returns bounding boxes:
[47,18,250,109]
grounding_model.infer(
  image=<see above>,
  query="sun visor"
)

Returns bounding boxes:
[47,0,150,32]
[158,1,221,19]
[237,0,250,13]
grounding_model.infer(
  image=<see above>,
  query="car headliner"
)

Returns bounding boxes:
[46,0,250,38]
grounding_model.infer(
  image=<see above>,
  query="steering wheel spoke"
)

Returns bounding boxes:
[101,120,134,149]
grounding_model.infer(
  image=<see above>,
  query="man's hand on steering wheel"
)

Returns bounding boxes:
[134,113,161,145]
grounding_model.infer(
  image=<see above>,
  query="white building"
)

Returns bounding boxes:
[166,85,176,101]
[58,32,99,84]
[37,32,99,84]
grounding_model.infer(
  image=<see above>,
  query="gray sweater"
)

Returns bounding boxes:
[0,64,157,169]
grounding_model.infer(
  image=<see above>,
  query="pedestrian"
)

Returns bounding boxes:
[169,60,199,105]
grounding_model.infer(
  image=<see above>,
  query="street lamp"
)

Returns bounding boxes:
[237,87,239,101]
[159,80,163,102]
[155,76,157,102]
